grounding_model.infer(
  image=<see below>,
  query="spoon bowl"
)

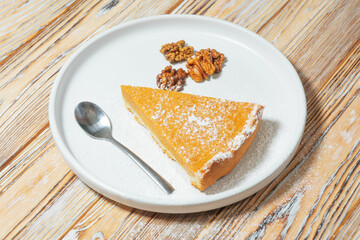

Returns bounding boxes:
[75,102,112,139]
[74,101,174,194]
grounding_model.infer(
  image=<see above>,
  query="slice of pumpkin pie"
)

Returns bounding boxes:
[121,85,264,191]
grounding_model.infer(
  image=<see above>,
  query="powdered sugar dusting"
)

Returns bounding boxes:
[188,114,211,126]
[208,151,234,164]
[125,86,264,184]
[204,119,277,194]
[201,105,264,173]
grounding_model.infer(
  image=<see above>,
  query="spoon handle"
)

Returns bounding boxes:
[110,137,174,194]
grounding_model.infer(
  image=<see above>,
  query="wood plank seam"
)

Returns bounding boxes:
[255,0,290,34]
[4,170,74,240]
[0,142,54,195]
[196,0,217,15]
[0,83,52,163]
[303,64,360,145]
[296,43,360,154]
[324,158,360,239]
[209,197,256,238]
[334,186,360,239]
[98,0,121,16]
[302,138,360,239]
[0,2,111,161]
[306,40,360,111]
[195,205,236,240]
[192,208,223,239]
[0,0,86,75]
[315,140,360,239]
[301,3,359,90]
[292,92,360,239]
[105,209,138,239]
[116,210,157,239]
[332,181,360,239]
[0,75,53,134]
[0,130,52,190]
[166,0,185,14]
[0,0,100,91]
[278,1,332,53]
[0,0,76,52]
[98,0,133,16]
[7,171,76,240]
[0,128,51,179]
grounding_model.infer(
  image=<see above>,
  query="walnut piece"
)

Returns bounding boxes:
[186,48,226,82]
[156,66,188,91]
[160,40,194,62]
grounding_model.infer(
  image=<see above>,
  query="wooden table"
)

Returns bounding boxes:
[1,0,359,239]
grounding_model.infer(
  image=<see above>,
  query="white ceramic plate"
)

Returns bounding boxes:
[49,15,306,213]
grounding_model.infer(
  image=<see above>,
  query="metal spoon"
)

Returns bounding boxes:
[74,101,174,194]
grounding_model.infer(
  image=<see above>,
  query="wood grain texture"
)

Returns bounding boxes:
[0,0,359,239]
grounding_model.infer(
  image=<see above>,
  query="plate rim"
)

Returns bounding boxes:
[49,14,307,213]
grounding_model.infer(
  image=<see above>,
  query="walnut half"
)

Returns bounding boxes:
[160,40,194,62]
[156,66,188,91]
[186,48,225,82]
